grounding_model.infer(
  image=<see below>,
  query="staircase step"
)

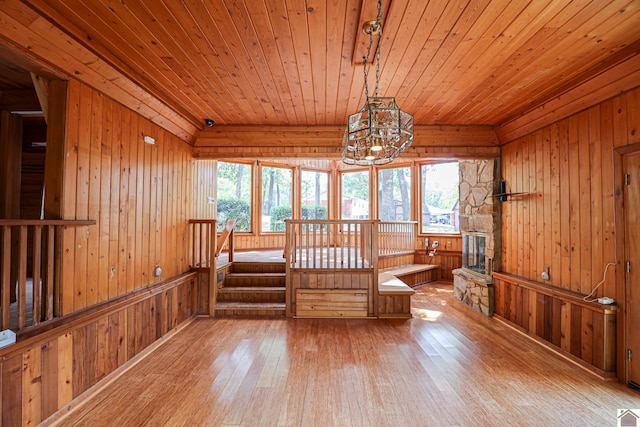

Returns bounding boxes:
[231,262,286,274]
[214,301,286,317]
[217,287,286,302]
[224,272,286,287]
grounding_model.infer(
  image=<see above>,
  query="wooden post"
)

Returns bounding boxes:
[372,221,379,318]
[208,220,217,317]
[285,220,292,317]
[42,80,68,316]
[0,111,23,303]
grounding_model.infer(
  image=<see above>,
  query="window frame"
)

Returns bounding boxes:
[216,160,254,234]
[418,161,460,235]
[377,165,413,222]
[300,168,330,221]
[339,168,372,220]
[259,163,294,234]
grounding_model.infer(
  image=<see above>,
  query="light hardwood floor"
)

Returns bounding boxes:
[51,282,639,426]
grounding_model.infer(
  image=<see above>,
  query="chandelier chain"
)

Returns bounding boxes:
[342,0,414,166]
[374,0,382,97]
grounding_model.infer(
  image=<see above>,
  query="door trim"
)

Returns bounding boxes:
[614,142,640,383]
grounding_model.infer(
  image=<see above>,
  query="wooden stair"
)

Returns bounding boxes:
[215,262,286,317]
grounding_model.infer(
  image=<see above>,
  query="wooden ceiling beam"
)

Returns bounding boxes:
[30,73,48,124]
[193,124,499,159]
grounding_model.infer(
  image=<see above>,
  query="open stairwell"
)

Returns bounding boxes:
[215,261,286,317]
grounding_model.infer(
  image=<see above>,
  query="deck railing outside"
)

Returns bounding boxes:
[285,220,378,270]
[0,219,95,331]
[378,221,417,256]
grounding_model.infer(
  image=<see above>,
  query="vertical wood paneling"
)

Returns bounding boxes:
[501,86,640,297]
[494,273,617,379]
[60,80,193,313]
[0,274,196,426]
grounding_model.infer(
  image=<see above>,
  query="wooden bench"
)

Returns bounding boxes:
[378,264,439,319]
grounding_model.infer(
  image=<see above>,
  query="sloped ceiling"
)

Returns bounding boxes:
[2,0,640,145]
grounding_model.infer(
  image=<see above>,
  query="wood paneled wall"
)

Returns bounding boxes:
[415,234,462,280]
[500,86,640,298]
[60,80,194,315]
[192,160,216,219]
[0,272,196,426]
[0,78,200,426]
[494,272,617,379]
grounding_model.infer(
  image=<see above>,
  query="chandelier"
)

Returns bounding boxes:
[342,0,414,166]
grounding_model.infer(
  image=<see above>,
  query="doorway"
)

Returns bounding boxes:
[624,150,640,387]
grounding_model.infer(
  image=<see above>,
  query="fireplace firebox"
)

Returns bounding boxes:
[462,232,486,276]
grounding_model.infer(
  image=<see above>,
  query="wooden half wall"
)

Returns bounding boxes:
[0,272,197,426]
[494,272,616,380]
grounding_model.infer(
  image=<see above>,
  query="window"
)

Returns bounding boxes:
[378,167,411,221]
[301,170,328,220]
[216,161,252,232]
[261,166,292,232]
[421,162,459,233]
[341,170,369,219]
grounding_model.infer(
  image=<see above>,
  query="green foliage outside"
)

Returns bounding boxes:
[217,198,250,232]
[302,205,327,220]
[269,205,327,231]
[270,205,291,231]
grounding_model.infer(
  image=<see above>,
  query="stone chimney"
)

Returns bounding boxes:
[453,158,501,316]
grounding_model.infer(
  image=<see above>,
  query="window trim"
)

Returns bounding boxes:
[418,161,461,236]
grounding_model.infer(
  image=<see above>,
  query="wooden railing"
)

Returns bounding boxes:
[215,219,235,262]
[188,219,217,269]
[188,219,220,317]
[378,221,417,256]
[285,220,378,270]
[0,219,95,331]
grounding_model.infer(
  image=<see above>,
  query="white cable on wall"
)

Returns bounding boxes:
[583,262,616,303]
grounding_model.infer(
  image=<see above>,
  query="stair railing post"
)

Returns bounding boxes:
[209,220,217,317]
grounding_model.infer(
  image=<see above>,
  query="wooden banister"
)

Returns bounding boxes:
[0,219,96,332]
[215,219,236,262]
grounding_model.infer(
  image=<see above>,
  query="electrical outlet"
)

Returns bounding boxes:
[597,297,614,305]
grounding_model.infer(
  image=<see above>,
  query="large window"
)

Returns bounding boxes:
[421,162,460,233]
[378,167,411,221]
[301,170,328,220]
[261,166,292,232]
[217,161,252,232]
[341,170,370,219]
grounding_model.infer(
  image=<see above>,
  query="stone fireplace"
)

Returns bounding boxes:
[452,159,501,316]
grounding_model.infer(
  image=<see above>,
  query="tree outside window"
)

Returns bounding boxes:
[421,162,460,233]
[378,167,411,221]
[261,166,292,232]
[217,161,252,232]
[301,170,328,220]
[341,170,369,219]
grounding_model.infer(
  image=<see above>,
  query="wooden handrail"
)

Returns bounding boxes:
[1,219,96,332]
[215,219,235,262]
[0,220,96,226]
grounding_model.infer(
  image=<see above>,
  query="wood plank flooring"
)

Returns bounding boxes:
[50,282,639,426]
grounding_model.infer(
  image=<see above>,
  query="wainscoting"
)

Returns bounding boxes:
[0,272,197,426]
[493,272,617,380]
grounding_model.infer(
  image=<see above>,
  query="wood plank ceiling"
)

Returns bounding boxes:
[6,0,640,144]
